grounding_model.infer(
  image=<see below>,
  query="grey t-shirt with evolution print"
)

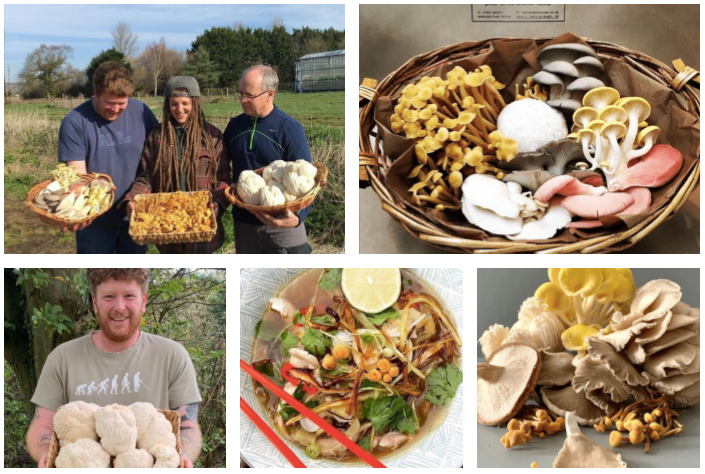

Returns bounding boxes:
[31,331,201,411]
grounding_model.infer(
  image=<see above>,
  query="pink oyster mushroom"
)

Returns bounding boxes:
[535,175,607,203]
[566,187,651,228]
[608,145,683,192]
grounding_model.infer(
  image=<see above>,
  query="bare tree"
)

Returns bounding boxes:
[163,49,185,80]
[111,21,139,59]
[233,21,245,32]
[140,38,167,96]
[269,18,284,29]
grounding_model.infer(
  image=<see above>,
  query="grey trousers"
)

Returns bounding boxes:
[234,221,311,254]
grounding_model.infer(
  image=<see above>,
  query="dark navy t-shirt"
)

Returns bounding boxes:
[223,106,313,225]
[58,98,159,227]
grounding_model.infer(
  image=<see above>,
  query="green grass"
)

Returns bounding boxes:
[4,92,344,254]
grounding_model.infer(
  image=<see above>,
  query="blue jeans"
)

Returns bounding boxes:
[76,221,147,254]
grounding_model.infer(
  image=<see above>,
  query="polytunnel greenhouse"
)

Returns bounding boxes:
[294,50,345,93]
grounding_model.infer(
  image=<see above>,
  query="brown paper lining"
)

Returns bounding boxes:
[373,33,700,243]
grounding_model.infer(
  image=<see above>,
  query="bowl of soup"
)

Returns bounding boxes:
[240,268,464,468]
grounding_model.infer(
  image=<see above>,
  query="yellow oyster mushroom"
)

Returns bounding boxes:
[548,268,561,284]
[558,268,603,297]
[535,282,570,312]
[561,324,600,351]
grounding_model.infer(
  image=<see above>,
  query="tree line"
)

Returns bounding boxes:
[17,21,345,99]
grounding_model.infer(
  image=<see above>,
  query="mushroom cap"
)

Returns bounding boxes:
[667,378,700,407]
[540,139,585,175]
[634,125,661,147]
[608,144,683,191]
[643,341,698,379]
[562,192,634,218]
[502,169,555,193]
[544,61,580,78]
[567,76,605,91]
[507,197,572,241]
[535,175,607,203]
[553,412,627,468]
[462,199,524,235]
[618,186,651,215]
[619,97,651,123]
[576,128,595,145]
[477,343,541,426]
[587,337,651,386]
[598,105,628,124]
[573,107,599,128]
[546,99,583,112]
[583,87,620,112]
[573,55,605,73]
[601,121,627,140]
[538,43,598,68]
[461,173,520,218]
[531,71,564,91]
[572,358,645,412]
[541,385,607,425]
[537,349,575,386]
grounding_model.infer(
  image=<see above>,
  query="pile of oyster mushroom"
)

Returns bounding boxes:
[478,269,699,465]
[32,164,112,221]
[389,40,686,239]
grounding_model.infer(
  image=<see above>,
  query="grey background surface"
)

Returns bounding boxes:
[359,4,700,254]
[476,357,701,468]
[477,268,701,358]
[476,268,701,467]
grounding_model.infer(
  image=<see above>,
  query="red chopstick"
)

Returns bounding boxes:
[241,358,387,468]
[240,396,307,468]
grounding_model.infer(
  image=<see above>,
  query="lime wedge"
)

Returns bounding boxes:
[341,268,402,313]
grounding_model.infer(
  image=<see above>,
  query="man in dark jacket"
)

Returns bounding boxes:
[223,65,313,254]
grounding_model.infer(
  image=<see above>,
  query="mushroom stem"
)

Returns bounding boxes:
[477,363,505,383]
[572,295,586,324]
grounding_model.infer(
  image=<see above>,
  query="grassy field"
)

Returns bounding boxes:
[4,92,344,254]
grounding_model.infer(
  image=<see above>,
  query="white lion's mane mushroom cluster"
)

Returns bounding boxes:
[51,401,180,468]
[236,160,317,206]
[540,279,699,425]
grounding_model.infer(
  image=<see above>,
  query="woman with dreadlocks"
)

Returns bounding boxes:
[124,76,230,253]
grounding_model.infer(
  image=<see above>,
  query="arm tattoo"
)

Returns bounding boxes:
[34,406,41,420]
[38,433,52,448]
[183,402,199,422]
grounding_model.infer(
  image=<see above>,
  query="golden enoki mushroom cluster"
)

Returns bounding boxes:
[390,66,519,211]
[596,391,683,454]
[132,191,213,235]
[500,407,566,448]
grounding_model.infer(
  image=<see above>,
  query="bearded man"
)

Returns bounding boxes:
[26,269,201,467]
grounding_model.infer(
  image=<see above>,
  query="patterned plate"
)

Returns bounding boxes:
[240,268,464,468]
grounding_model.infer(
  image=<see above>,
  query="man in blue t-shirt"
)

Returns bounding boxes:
[58,61,158,254]
[223,65,313,254]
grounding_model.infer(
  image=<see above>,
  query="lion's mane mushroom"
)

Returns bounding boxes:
[95,403,138,456]
[553,412,627,468]
[53,401,100,446]
[477,343,541,426]
[497,99,568,153]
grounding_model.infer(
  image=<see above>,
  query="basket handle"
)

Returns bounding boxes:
[671,59,700,92]
[359,78,378,104]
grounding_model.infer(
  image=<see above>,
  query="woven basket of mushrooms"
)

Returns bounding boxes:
[478,268,699,467]
[360,32,699,253]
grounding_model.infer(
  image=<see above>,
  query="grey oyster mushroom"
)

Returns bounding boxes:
[503,170,555,194]
[499,139,585,175]
[530,43,606,124]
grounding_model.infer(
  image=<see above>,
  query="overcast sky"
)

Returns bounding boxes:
[4,4,345,71]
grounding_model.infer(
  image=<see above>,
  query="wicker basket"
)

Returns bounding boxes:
[359,38,700,253]
[25,173,116,228]
[129,191,217,245]
[46,408,183,468]
[225,162,328,216]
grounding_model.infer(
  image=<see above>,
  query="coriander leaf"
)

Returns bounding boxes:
[365,307,399,326]
[310,314,336,326]
[292,310,306,325]
[425,364,463,406]
[360,380,378,390]
[361,395,412,433]
[404,278,412,286]
[319,268,342,291]
[279,331,299,356]
[359,435,371,452]
[280,384,319,421]
[301,327,331,357]
[390,401,418,435]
